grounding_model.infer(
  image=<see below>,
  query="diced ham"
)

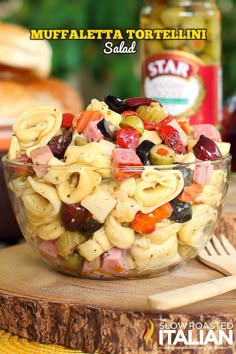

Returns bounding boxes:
[38,240,58,266]
[192,124,221,142]
[82,257,101,274]
[30,145,54,177]
[167,119,188,146]
[82,260,94,274]
[112,148,143,180]
[100,247,129,274]
[193,161,214,185]
[83,120,104,142]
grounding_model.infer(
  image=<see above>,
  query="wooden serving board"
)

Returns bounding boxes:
[1,176,236,354]
[0,243,236,354]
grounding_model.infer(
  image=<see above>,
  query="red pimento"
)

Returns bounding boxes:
[131,203,173,234]
[156,147,169,156]
[157,124,186,154]
[116,127,140,150]
[61,113,75,128]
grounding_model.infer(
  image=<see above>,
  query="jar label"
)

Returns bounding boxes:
[142,51,221,125]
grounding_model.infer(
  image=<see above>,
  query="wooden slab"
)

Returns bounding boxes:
[0,243,236,354]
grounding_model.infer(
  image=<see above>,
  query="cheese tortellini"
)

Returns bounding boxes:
[12,106,62,157]
[134,168,184,213]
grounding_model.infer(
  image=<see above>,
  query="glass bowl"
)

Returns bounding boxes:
[2,154,231,279]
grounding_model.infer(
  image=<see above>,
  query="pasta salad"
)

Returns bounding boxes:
[5,95,231,278]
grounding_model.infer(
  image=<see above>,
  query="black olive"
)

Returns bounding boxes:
[60,202,89,231]
[169,199,192,223]
[48,130,72,159]
[97,119,117,140]
[193,134,222,160]
[174,166,193,186]
[78,218,103,235]
[136,140,155,164]
[104,95,129,113]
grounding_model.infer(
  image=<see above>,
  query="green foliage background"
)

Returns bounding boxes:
[4,0,236,105]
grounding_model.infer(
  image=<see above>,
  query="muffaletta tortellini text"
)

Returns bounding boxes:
[5,95,231,278]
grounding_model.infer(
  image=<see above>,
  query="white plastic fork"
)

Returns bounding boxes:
[148,235,236,310]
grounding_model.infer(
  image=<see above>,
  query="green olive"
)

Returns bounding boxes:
[181,16,205,29]
[159,6,185,27]
[136,102,167,122]
[57,230,87,257]
[162,38,184,50]
[148,19,163,30]
[60,252,84,274]
[144,39,164,56]
[149,144,176,165]
[120,115,144,135]
[204,17,220,40]
[204,40,220,63]
[186,39,206,54]
[75,136,86,146]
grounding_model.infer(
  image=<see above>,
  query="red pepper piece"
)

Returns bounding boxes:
[121,110,139,118]
[157,124,186,154]
[142,115,173,131]
[178,182,203,203]
[142,119,159,131]
[131,203,173,234]
[61,113,75,128]
[156,115,173,127]
[116,127,140,150]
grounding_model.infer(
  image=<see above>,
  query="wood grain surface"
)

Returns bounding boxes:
[0,243,236,354]
[0,176,236,354]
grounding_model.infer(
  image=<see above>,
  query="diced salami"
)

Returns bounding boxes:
[192,124,221,142]
[30,145,53,177]
[112,148,143,180]
[113,148,142,166]
[100,247,129,274]
[83,120,104,142]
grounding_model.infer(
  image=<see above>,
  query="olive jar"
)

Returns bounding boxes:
[140,0,221,126]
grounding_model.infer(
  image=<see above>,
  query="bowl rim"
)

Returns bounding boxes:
[1,153,232,170]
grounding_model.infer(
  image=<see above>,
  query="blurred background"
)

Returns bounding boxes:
[1,0,235,106]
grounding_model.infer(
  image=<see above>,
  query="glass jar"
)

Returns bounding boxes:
[140,0,221,127]
[0,151,22,244]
